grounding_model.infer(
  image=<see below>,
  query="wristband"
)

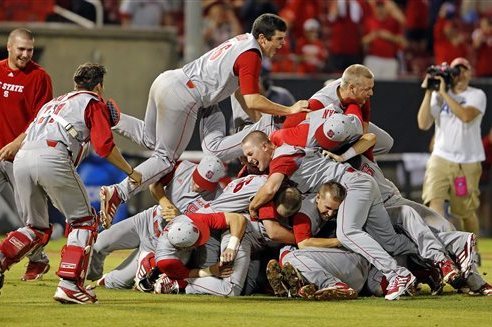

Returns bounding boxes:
[198,267,213,277]
[340,147,357,162]
[226,236,240,251]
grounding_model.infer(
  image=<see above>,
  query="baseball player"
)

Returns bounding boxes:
[0,63,141,304]
[0,28,53,282]
[100,13,309,229]
[366,231,492,297]
[356,155,455,232]
[241,131,419,300]
[138,174,301,297]
[177,176,300,297]
[283,64,394,159]
[87,156,226,289]
[147,211,247,294]
[200,101,372,166]
[270,182,490,299]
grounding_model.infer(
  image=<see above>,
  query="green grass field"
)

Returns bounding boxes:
[0,238,491,327]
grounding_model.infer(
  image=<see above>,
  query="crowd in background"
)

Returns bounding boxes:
[1,0,492,78]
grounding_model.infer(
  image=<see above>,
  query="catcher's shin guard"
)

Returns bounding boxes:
[0,226,52,272]
[56,217,97,287]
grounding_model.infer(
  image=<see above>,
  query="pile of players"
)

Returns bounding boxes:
[0,14,490,304]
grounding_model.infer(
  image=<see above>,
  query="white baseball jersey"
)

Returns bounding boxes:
[272,144,350,193]
[26,91,99,165]
[310,78,345,110]
[182,33,262,108]
[163,160,218,214]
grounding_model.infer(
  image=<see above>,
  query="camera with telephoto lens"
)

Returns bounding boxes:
[426,64,461,91]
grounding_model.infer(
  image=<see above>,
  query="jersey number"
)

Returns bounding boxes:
[37,102,66,124]
[232,176,254,193]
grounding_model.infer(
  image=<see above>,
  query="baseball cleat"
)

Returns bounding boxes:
[281,262,305,297]
[438,259,462,286]
[100,186,122,229]
[456,233,476,279]
[21,261,50,281]
[266,259,288,297]
[53,285,98,304]
[297,284,318,300]
[385,273,416,301]
[314,282,358,301]
[469,283,492,296]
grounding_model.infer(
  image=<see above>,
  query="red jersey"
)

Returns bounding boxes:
[0,59,53,148]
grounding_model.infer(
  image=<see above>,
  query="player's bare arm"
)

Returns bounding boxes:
[248,172,285,219]
[234,90,262,122]
[243,93,310,116]
[298,237,341,249]
[221,213,247,263]
[149,181,180,221]
[323,133,376,162]
[262,220,296,244]
[105,147,142,185]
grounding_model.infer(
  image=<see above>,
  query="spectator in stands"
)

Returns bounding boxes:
[325,0,364,73]
[403,0,431,75]
[278,0,320,40]
[0,0,54,22]
[433,2,468,65]
[296,18,327,74]
[417,57,486,238]
[119,0,173,28]
[472,15,492,77]
[362,0,406,79]
[203,0,243,51]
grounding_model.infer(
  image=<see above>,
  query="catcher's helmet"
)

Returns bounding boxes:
[167,219,200,248]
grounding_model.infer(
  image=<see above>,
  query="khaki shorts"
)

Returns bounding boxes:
[422,155,481,220]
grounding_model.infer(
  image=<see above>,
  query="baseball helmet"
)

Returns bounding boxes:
[314,113,363,150]
[167,220,200,248]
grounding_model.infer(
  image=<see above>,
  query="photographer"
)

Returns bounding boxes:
[417,57,487,239]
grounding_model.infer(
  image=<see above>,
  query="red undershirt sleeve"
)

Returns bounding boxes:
[292,213,313,244]
[84,100,115,157]
[156,258,191,280]
[187,212,227,230]
[269,155,301,177]
[282,98,324,128]
[233,50,262,95]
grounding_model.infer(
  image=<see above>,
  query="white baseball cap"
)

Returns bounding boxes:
[166,219,200,248]
[314,113,363,150]
[192,155,226,191]
[303,18,320,31]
